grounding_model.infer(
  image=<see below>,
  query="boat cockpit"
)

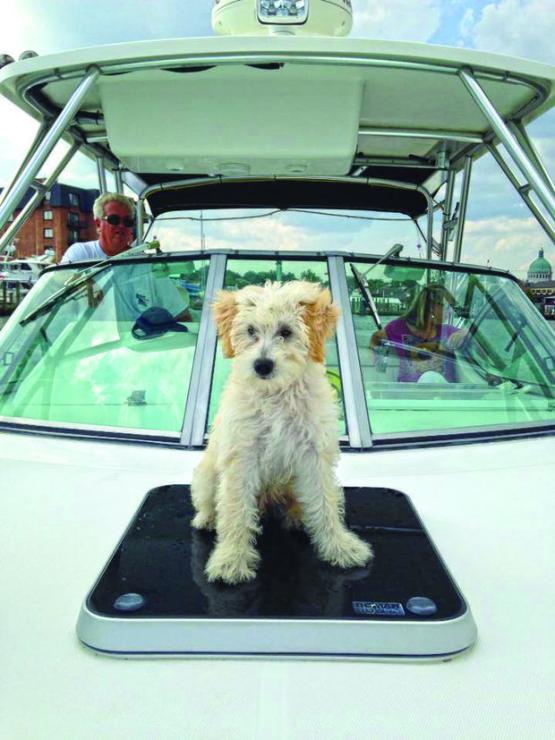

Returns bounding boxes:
[0,206,553,449]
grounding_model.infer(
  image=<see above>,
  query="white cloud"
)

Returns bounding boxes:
[460,0,555,63]
[224,217,313,250]
[0,96,100,193]
[0,1,34,58]
[461,215,553,277]
[0,0,214,58]
[352,0,442,42]
[458,8,475,40]
[0,99,37,186]
[150,214,314,254]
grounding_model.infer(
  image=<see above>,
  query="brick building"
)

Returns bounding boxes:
[0,183,99,263]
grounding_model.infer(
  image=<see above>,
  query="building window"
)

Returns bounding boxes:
[69,229,80,243]
[44,228,54,238]
[44,210,53,220]
[68,192,80,207]
[68,212,79,226]
[44,191,51,202]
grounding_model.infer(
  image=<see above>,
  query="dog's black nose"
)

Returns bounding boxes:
[254,358,274,378]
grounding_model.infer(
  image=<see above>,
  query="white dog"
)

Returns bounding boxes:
[191,280,373,585]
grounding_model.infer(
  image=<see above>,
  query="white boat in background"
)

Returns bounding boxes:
[0,257,45,286]
[0,258,46,312]
[0,1,554,737]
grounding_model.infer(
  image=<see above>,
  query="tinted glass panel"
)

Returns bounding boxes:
[0,258,209,432]
[348,261,555,435]
[207,257,346,435]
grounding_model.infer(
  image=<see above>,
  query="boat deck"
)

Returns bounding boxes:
[1,430,553,737]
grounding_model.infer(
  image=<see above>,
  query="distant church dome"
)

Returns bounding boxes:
[527,249,552,282]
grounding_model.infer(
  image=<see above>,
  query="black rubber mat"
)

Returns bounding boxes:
[88,485,464,621]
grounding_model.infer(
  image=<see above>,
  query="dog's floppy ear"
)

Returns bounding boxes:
[301,287,340,363]
[213,290,238,358]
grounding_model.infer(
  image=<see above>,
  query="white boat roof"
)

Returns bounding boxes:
[1,37,554,183]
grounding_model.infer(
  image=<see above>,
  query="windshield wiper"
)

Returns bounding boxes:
[349,244,403,330]
[504,315,528,353]
[350,264,383,330]
[19,242,155,326]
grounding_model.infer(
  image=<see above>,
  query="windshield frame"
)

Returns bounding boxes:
[1,250,553,450]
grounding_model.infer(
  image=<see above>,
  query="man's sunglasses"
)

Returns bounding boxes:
[102,214,135,228]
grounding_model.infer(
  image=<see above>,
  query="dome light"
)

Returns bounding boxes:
[258,0,309,24]
[212,0,352,37]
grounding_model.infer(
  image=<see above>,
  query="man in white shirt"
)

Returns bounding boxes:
[61,192,191,322]
[61,192,137,264]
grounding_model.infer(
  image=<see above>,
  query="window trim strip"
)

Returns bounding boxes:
[327,255,372,448]
[180,253,227,447]
[0,415,178,439]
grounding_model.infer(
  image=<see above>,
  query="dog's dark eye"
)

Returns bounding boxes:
[247,325,256,337]
[277,326,292,339]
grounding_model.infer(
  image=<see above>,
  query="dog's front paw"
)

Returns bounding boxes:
[205,543,261,585]
[191,511,216,531]
[319,531,373,569]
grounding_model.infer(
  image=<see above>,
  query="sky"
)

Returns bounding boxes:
[0,0,553,277]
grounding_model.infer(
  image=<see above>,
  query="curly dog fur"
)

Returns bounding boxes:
[191,280,373,584]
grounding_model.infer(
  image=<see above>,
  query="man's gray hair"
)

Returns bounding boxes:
[93,192,136,219]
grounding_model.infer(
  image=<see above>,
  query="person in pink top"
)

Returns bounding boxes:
[370,284,468,383]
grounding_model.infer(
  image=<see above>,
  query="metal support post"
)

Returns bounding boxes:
[487,143,555,242]
[415,221,442,258]
[452,156,472,264]
[508,121,555,193]
[96,155,107,194]
[0,143,80,253]
[459,68,555,218]
[358,126,482,144]
[114,167,124,193]
[426,195,434,260]
[121,170,148,196]
[136,197,144,242]
[440,168,456,260]
[0,67,99,232]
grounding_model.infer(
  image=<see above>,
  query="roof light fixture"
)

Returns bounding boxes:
[212,0,352,37]
[257,0,309,25]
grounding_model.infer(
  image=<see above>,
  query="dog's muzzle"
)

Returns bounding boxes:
[253,358,274,378]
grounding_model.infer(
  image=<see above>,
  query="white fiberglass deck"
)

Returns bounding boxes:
[1,431,553,737]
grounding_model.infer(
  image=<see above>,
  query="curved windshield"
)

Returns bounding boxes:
[0,252,553,444]
[0,257,208,434]
[348,261,555,436]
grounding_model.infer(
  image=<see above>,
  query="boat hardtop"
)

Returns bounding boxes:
[1,36,554,188]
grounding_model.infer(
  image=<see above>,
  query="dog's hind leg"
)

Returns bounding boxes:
[293,458,373,569]
[191,450,218,531]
